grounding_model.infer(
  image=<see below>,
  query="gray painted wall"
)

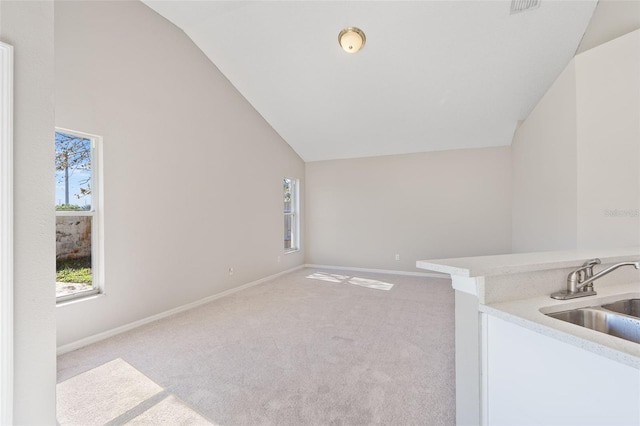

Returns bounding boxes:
[575,30,640,248]
[512,30,640,251]
[511,61,579,252]
[55,1,305,347]
[0,1,57,424]
[305,147,513,271]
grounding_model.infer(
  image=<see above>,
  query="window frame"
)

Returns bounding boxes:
[55,128,104,303]
[283,177,300,253]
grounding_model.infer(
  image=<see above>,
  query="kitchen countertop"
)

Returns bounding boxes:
[416,247,640,368]
[416,247,640,278]
[481,282,640,369]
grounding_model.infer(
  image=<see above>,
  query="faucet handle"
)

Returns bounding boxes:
[580,258,601,282]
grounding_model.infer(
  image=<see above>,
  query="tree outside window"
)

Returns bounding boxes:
[55,131,92,211]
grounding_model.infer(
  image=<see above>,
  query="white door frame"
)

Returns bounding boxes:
[0,41,14,426]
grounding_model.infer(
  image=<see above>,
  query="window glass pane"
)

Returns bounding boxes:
[55,129,98,300]
[284,177,298,251]
[55,131,92,211]
[56,215,93,298]
[283,177,292,213]
[284,215,293,250]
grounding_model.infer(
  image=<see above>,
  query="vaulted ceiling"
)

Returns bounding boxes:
[144,1,598,162]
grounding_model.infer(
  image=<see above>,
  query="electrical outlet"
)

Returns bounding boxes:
[395,254,400,261]
[228,267,234,276]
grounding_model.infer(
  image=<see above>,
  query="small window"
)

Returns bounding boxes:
[55,129,102,302]
[283,177,299,252]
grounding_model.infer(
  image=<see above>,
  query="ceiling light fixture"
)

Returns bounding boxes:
[338,27,366,53]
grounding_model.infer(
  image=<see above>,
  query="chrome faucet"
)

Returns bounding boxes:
[551,258,640,300]
[570,258,601,293]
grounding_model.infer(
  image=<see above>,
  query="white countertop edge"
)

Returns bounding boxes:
[417,247,640,278]
[480,285,640,369]
[415,261,471,277]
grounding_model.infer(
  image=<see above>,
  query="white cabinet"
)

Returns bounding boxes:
[485,315,640,425]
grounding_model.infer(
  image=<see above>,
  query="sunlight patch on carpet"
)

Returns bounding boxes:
[306,272,349,283]
[306,272,394,291]
[57,358,163,425]
[348,277,394,291]
[57,358,215,425]
[127,395,214,425]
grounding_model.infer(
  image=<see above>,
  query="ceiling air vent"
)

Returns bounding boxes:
[510,0,541,14]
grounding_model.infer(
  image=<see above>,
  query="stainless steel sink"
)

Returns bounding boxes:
[601,299,640,319]
[547,306,640,344]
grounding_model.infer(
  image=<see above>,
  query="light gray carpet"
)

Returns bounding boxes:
[57,268,455,425]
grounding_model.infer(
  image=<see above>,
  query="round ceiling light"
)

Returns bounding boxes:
[338,27,366,53]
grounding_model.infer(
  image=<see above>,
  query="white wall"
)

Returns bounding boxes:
[55,1,305,347]
[577,0,640,53]
[576,29,640,248]
[0,2,57,424]
[305,147,512,272]
[512,29,640,251]
[511,61,578,252]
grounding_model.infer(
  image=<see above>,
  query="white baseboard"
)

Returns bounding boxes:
[304,264,449,279]
[57,263,448,355]
[57,265,305,355]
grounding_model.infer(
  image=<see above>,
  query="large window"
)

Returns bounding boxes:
[55,129,102,302]
[283,177,299,252]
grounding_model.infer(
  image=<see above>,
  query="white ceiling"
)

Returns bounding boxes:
[144,1,598,162]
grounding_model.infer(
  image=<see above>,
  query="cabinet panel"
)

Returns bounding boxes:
[487,315,640,425]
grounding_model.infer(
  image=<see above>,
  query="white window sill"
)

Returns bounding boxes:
[56,290,104,307]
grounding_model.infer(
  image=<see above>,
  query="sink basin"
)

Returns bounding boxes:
[601,299,640,319]
[547,307,640,344]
